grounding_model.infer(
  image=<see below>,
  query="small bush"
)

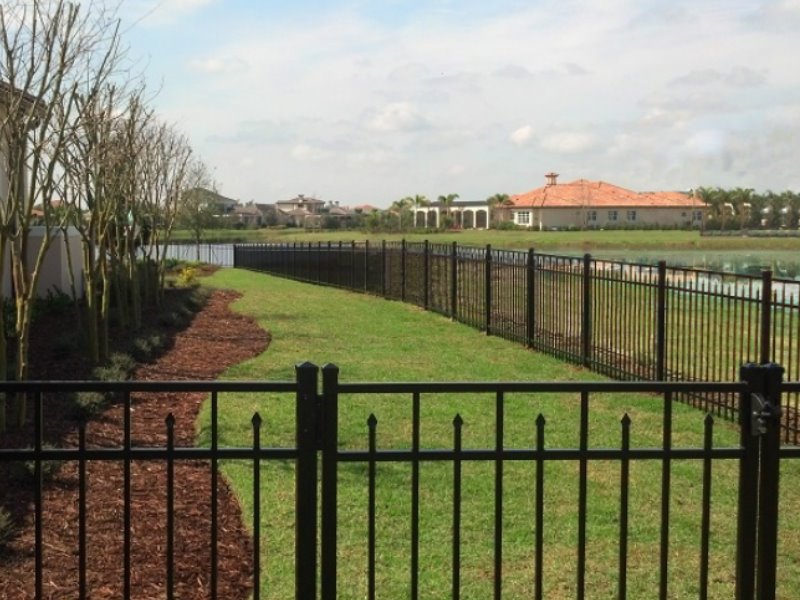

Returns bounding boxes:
[92,352,135,381]
[177,266,199,287]
[8,447,64,482]
[495,221,520,231]
[73,391,108,419]
[0,506,14,547]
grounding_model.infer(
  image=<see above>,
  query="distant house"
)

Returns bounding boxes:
[413,200,491,229]
[231,202,263,227]
[353,204,380,214]
[507,173,707,230]
[276,194,324,214]
[264,194,332,227]
[183,187,238,216]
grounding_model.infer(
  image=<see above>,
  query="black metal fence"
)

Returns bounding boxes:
[233,241,800,441]
[0,364,795,599]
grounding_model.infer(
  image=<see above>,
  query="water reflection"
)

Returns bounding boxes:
[576,251,800,280]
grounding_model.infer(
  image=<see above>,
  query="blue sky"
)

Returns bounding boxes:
[122,0,800,206]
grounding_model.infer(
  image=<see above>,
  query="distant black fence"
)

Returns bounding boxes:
[0,364,796,599]
[233,241,800,441]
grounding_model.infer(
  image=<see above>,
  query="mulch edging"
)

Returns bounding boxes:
[0,289,270,599]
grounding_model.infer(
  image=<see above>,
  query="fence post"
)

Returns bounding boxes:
[450,242,458,320]
[527,248,535,348]
[736,362,760,600]
[424,240,430,310]
[755,362,784,600]
[760,270,773,364]
[485,244,492,334]
[401,239,407,302]
[656,261,667,380]
[351,240,356,290]
[317,242,322,284]
[364,240,370,292]
[381,240,387,298]
[337,241,343,287]
[321,364,340,600]
[295,362,319,600]
[292,242,297,279]
[233,244,238,268]
[582,253,592,367]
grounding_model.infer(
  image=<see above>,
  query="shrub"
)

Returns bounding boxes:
[0,507,13,547]
[92,352,135,382]
[73,391,108,419]
[177,265,199,287]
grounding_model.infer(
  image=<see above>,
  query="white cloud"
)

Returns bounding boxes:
[540,131,597,154]
[685,130,726,156]
[290,143,330,162]
[188,56,248,74]
[510,125,534,146]
[447,164,466,176]
[367,102,430,133]
[127,0,218,26]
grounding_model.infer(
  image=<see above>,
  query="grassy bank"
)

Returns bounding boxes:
[171,228,800,252]
[198,269,800,599]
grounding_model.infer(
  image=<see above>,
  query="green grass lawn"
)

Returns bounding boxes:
[171,227,800,253]
[197,269,800,599]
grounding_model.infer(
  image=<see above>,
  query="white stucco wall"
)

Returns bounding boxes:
[512,207,705,229]
[1,227,84,299]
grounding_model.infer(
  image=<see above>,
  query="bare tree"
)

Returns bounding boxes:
[0,0,124,429]
[177,163,220,261]
[138,122,194,304]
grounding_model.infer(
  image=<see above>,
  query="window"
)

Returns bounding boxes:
[608,210,618,221]
[693,210,703,221]
[626,210,637,221]
[588,210,597,222]
[517,211,531,225]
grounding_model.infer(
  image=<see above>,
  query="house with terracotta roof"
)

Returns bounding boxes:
[508,173,707,230]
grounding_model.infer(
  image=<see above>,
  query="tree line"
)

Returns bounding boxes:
[695,187,800,231]
[0,1,210,430]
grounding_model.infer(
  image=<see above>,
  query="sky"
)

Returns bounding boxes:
[121,0,800,207]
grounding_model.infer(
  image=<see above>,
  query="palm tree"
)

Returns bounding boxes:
[437,193,459,229]
[390,196,413,230]
[731,187,755,230]
[486,193,511,226]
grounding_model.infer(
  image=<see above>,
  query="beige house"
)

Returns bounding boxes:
[508,173,707,230]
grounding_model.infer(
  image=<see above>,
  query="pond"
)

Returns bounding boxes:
[561,250,800,280]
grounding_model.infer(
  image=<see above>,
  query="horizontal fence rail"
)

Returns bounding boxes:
[233,241,800,441]
[0,363,794,599]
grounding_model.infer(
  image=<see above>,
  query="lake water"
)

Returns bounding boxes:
[560,250,800,280]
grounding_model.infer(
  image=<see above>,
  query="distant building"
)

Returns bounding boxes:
[507,173,707,230]
[184,187,238,216]
[413,200,491,229]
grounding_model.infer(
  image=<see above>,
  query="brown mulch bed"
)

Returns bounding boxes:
[0,289,270,599]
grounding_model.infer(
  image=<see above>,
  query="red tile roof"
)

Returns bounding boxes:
[511,179,705,209]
